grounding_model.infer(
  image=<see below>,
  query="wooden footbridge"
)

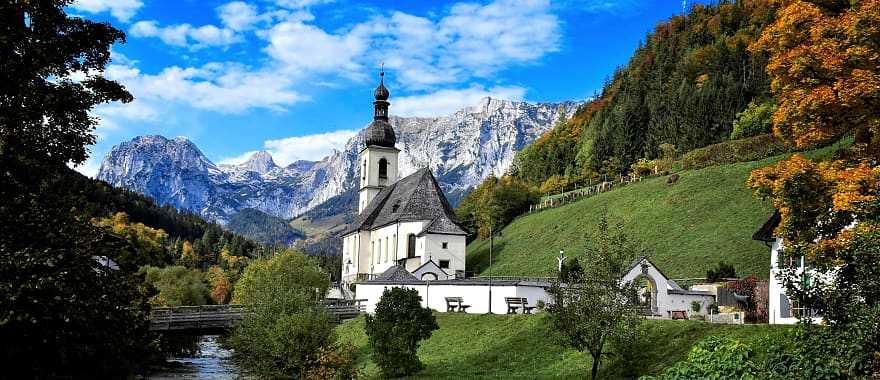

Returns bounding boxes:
[150,301,366,334]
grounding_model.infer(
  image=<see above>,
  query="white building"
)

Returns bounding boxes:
[620,257,715,318]
[753,211,823,325]
[340,72,468,285]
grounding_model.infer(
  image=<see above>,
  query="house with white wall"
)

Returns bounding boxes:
[753,210,824,325]
[340,71,467,285]
[620,257,715,318]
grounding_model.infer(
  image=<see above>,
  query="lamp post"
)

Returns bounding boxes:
[488,227,502,314]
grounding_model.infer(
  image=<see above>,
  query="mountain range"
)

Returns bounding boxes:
[97,97,580,240]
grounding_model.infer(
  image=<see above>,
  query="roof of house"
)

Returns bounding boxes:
[752,210,781,242]
[370,265,419,283]
[344,168,467,236]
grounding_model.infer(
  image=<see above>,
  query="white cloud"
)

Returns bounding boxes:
[130,21,241,48]
[218,150,260,166]
[219,2,260,31]
[264,20,370,76]
[220,129,356,166]
[70,157,103,178]
[262,0,559,90]
[71,0,143,22]
[393,85,526,117]
[105,62,305,114]
[264,130,358,164]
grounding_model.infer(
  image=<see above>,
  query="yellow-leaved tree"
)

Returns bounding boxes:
[746,0,880,376]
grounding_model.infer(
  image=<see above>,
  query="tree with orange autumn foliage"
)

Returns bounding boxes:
[750,0,880,157]
[747,1,880,376]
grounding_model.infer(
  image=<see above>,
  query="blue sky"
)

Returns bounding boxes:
[68,0,704,176]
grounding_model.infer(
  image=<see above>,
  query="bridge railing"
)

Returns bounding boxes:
[150,304,248,331]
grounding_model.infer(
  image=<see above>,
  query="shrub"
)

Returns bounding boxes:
[641,337,761,380]
[539,174,570,195]
[303,342,361,380]
[691,301,702,314]
[140,265,212,307]
[630,158,654,177]
[706,261,736,282]
[730,101,776,140]
[229,250,333,378]
[681,134,790,170]
[365,287,438,378]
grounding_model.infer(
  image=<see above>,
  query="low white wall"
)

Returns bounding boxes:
[665,293,715,317]
[355,282,552,314]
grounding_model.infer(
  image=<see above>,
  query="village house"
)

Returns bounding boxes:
[753,210,824,325]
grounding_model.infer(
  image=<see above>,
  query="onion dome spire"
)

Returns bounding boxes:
[365,66,396,148]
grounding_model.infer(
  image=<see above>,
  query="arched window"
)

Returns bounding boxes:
[378,158,388,179]
[407,234,416,258]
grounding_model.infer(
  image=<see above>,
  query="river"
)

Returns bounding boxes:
[149,335,245,379]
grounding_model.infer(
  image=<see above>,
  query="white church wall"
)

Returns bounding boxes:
[355,282,551,315]
[421,234,466,274]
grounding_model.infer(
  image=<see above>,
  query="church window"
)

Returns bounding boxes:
[439,260,450,269]
[379,158,388,179]
[442,242,448,249]
[407,234,416,258]
[385,238,389,262]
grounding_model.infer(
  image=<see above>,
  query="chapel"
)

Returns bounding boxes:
[340,71,467,285]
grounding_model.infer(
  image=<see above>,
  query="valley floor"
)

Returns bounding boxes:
[336,313,788,379]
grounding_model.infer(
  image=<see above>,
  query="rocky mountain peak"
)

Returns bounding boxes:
[240,151,277,174]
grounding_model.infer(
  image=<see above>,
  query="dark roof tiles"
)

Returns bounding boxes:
[345,168,467,236]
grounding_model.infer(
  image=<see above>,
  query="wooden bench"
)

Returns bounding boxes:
[504,297,536,314]
[444,297,471,313]
[671,310,688,320]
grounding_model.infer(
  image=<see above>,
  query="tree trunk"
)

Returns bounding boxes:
[590,352,600,380]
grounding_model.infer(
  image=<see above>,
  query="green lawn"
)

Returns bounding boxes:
[335,313,788,379]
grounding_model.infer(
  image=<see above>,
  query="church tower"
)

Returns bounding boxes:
[358,69,399,214]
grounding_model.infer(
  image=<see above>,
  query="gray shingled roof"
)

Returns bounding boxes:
[370,265,419,283]
[344,168,467,236]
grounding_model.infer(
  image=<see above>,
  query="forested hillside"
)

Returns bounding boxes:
[61,167,262,264]
[458,0,781,238]
[517,0,777,185]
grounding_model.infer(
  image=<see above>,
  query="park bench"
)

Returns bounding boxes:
[504,297,536,314]
[671,310,688,320]
[444,297,471,313]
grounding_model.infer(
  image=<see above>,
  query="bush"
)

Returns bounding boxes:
[730,101,776,140]
[630,158,654,177]
[681,134,790,170]
[706,261,736,282]
[641,337,761,380]
[691,301,702,314]
[140,265,212,307]
[539,174,570,195]
[228,250,334,378]
[365,287,438,378]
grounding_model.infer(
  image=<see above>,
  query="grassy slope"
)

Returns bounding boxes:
[466,146,842,280]
[336,313,788,379]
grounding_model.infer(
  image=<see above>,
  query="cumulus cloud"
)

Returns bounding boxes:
[220,129,358,166]
[130,21,241,48]
[105,61,305,114]
[70,0,143,22]
[263,130,358,164]
[262,0,559,89]
[218,1,261,31]
[393,85,526,117]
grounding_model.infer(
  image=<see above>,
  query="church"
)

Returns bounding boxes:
[340,71,468,285]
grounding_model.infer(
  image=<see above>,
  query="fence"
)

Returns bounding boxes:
[529,174,648,213]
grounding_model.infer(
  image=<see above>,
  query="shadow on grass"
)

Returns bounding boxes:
[465,240,508,276]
